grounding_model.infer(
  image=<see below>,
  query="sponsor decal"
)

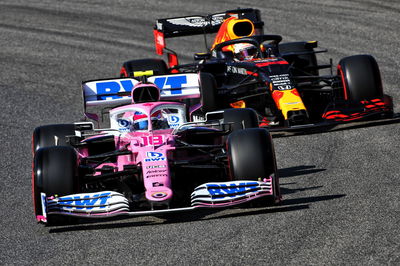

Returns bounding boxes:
[207,182,259,198]
[168,16,224,28]
[227,66,247,75]
[95,80,135,100]
[156,34,164,46]
[60,192,111,210]
[270,74,292,90]
[144,152,166,162]
[278,85,292,91]
[153,75,187,95]
[146,169,167,174]
[167,115,180,128]
[146,174,168,178]
[255,58,279,63]
[192,115,205,122]
[146,165,166,169]
[151,192,167,198]
[117,118,132,132]
[152,182,164,187]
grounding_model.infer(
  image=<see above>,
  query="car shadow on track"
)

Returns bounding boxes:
[278,165,326,178]
[278,165,326,195]
[47,205,308,234]
[271,114,400,138]
[161,194,345,224]
[48,193,345,233]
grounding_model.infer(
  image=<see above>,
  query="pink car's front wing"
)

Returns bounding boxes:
[37,177,278,223]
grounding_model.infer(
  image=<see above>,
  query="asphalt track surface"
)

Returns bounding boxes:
[0,0,399,265]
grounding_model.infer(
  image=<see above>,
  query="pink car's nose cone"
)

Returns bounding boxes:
[145,186,173,202]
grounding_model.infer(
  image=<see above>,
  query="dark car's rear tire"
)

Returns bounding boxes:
[120,58,168,77]
[33,146,78,223]
[338,54,383,101]
[223,108,259,131]
[32,124,75,153]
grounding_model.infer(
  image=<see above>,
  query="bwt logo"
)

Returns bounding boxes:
[144,152,166,162]
[117,118,132,131]
[207,182,259,198]
[167,115,180,128]
[96,80,135,100]
[61,192,111,210]
[168,115,180,123]
[153,75,187,95]
[95,76,188,100]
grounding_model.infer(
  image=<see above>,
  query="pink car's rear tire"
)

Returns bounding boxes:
[32,124,75,153]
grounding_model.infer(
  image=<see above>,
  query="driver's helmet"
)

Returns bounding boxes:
[233,43,258,61]
[132,111,148,130]
[132,110,169,130]
[151,110,169,130]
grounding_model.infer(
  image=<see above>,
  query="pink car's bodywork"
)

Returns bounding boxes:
[81,101,186,204]
[34,82,280,223]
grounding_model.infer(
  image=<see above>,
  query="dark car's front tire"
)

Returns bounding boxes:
[338,54,383,101]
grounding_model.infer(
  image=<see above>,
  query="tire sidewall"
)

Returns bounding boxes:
[227,128,275,180]
[33,146,78,217]
[338,54,383,101]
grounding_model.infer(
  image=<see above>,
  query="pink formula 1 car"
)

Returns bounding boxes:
[32,79,280,225]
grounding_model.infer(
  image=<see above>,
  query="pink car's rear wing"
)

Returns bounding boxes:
[82,75,200,119]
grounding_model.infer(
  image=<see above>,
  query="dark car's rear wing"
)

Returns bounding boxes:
[153,8,264,55]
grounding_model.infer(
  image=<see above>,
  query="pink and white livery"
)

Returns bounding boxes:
[32,75,281,225]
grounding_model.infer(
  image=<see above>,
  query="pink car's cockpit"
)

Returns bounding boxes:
[108,102,188,204]
[109,102,187,133]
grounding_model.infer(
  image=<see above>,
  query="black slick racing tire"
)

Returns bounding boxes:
[227,128,279,206]
[227,128,275,180]
[120,58,168,77]
[32,124,75,153]
[33,146,78,224]
[223,108,259,131]
[338,54,383,101]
